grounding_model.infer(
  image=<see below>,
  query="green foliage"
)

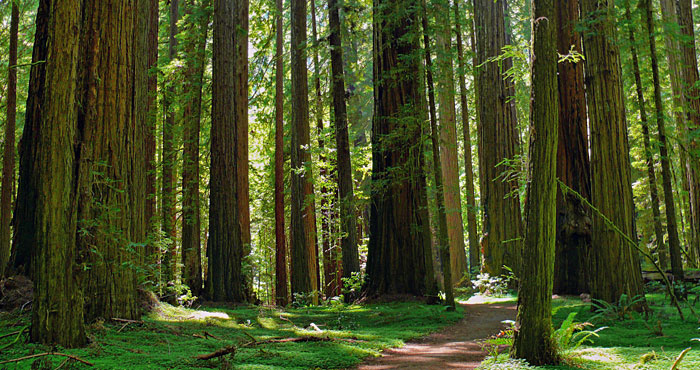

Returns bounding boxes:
[590,294,646,322]
[552,312,607,351]
[471,268,515,297]
[477,355,535,370]
[0,301,462,369]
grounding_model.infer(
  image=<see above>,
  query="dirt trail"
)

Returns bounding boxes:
[355,299,517,370]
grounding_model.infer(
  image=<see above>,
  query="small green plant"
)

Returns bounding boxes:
[591,294,645,322]
[471,268,514,297]
[476,354,535,370]
[341,271,364,296]
[552,312,607,351]
[292,291,317,308]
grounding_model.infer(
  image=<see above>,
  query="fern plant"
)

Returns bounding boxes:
[552,312,607,351]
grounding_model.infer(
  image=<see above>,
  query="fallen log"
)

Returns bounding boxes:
[194,345,236,360]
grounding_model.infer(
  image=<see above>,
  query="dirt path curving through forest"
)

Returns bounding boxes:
[355,298,517,370]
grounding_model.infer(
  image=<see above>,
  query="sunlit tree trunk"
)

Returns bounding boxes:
[580,0,645,303]
[553,0,590,295]
[512,0,559,363]
[290,0,319,303]
[0,0,18,277]
[274,0,288,307]
[208,0,246,302]
[473,0,524,275]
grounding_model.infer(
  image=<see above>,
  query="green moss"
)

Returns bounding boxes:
[0,301,462,369]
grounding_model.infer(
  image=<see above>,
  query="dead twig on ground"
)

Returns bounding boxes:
[194,345,236,360]
[0,352,94,366]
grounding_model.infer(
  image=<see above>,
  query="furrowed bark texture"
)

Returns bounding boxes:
[274,0,288,306]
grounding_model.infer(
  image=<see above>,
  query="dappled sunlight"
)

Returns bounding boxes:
[463,294,518,305]
[149,302,232,323]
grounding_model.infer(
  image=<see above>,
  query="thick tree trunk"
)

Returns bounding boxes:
[553,0,590,295]
[0,0,18,277]
[274,0,288,307]
[328,0,360,283]
[454,0,480,273]
[234,0,251,259]
[512,0,559,363]
[181,0,208,297]
[366,0,435,297]
[642,0,684,279]
[77,0,146,321]
[473,0,524,276]
[145,0,158,255]
[208,0,246,303]
[624,5,667,269]
[290,0,319,303]
[676,0,700,268]
[580,0,645,304]
[21,0,86,347]
[433,0,468,286]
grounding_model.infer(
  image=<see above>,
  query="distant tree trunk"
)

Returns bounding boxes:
[274,0,288,307]
[512,0,559,364]
[642,0,684,279]
[421,0,455,309]
[290,0,319,303]
[454,0,480,273]
[676,0,700,268]
[145,0,158,253]
[328,0,360,282]
[473,0,524,276]
[20,0,86,347]
[208,0,246,302]
[0,0,18,277]
[624,5,667,269]
[553,0,590,295]
[433,0,468,286]
[181,0,208,297]
[162,0,179,282]
[234,0,251,260]
[77,0,146,321]
[580,0,645,303]
[366,0,435,297]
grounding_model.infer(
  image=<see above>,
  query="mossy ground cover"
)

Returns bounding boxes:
[480,293,700,369]
[0,301,462,369]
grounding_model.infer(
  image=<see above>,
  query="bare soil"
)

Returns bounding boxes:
[355,300,517,370]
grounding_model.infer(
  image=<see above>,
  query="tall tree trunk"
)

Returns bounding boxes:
[234,0,251,261]
[454,0,480,273]
[676,0,700,268]
[0,0,18,277]
[20,0,86,347]
[421,0,455,309]
[77,0,146,322]
[642,0,684,279]
[624,4,667,269]
[162,0,179,282]
[553,0,590,295]
[290,0,319,303]
[274,0,288,307]
[473,0,524,276]
[208,0,246,303]
[328,0,360,282]
[181,0,208,297]
[434,0,468,286]
[512,0,559,363]
[580,0,645,304]
[145,0,158,255]
[367,0,435,297]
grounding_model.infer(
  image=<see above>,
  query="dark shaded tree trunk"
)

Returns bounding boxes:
[624,4,667,269]
[21,0,86,347]
[274,0,288,307]
[0,0,18,277]
[234,0,251,259]
[290,0,319,303]
[553,0,590,295]
[580,0,645,303]
[181,0,208,297]
[208,0,246,303]
[473,0,524,275]
[454,0,480,273]
[512,0,559,363]
[676,0,700,268]
[366,0,436,297]
[642,0,684,279]
[328,0,360,282]
[145,0,158,255]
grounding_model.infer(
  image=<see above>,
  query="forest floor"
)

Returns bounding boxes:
[356,296,516,369]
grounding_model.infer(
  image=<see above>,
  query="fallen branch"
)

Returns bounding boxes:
[194,345,236,360]
[0,326,26,340]
[242,336,364,347]
[111,318,143,324]
[0,352,94,366]
[0,325,28,351]
[670,347,692,370]
[204,331,222,340]
[241,331,257,343]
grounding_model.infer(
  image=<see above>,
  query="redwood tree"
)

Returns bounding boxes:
[274,0,288,306]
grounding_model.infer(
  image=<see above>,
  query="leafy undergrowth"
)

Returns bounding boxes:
[479,293,700,370]
[0,301,462,369]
